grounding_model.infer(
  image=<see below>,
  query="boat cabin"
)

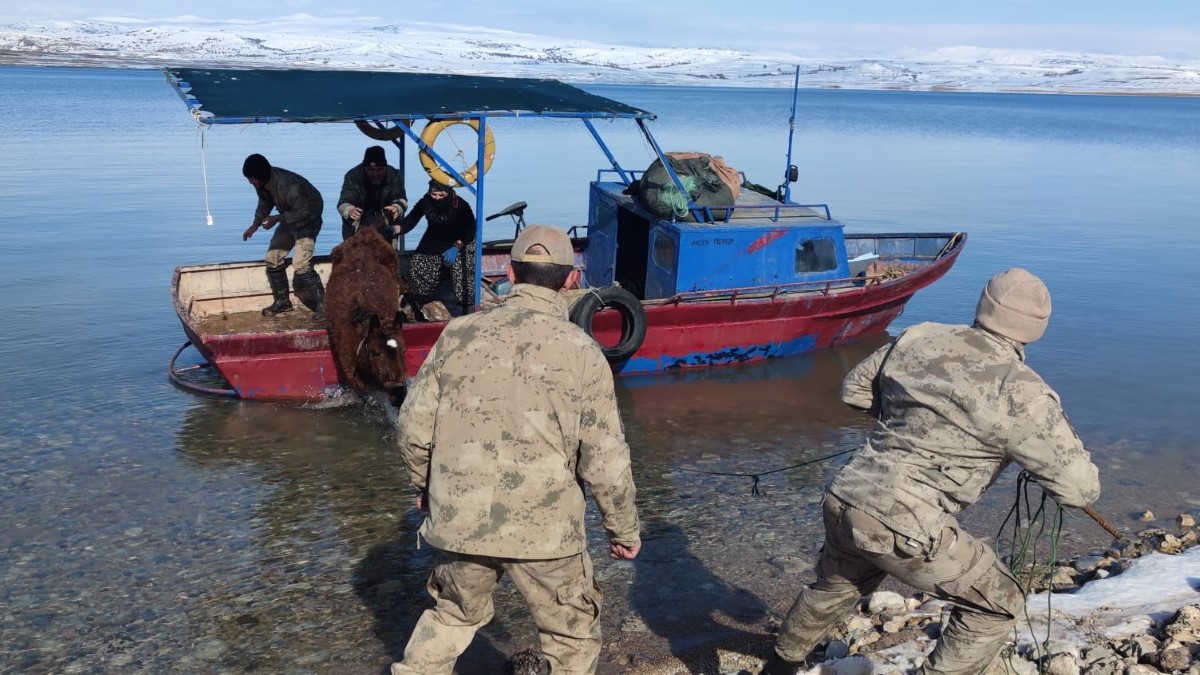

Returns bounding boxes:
[585,178,849,301]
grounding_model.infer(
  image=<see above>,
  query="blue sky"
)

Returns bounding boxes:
[10,0,1200,57]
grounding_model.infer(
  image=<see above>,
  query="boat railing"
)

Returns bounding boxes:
[596,169,832,223]
[650,234,965,307]
[683,201,834,224]
[844,232,964,260]
[654,275,886,306]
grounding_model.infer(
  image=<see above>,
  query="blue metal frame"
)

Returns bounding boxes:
[388,113,668,310]
[783,66,801,204]
[583,119,632,186]
[474,117,488,309]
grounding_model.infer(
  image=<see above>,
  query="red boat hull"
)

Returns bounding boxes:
[601,249,957,374]
[175,240,961,401]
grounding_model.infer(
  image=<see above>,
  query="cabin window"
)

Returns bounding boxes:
[795,238,838,274]
[652,232,676,271]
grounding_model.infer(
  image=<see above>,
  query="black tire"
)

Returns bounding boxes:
[569,286,647,362]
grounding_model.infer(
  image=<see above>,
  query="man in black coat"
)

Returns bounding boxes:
[337,145,408,243]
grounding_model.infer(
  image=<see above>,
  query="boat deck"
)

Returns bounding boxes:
[194,309,323,336]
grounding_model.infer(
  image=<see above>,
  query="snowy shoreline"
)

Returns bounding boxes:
[4,55,1200,100]
[4,16,1200,97]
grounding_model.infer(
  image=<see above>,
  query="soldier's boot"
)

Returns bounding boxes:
[262,265,294,316]
[295,270,326,322]
[760,651,805,675]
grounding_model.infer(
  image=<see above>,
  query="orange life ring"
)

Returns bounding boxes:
[355,120,405,141]
[419,118,496,187]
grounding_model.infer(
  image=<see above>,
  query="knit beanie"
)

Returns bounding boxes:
[363,145,387,168]
[975,268,1052,343]
[242,154,272,183]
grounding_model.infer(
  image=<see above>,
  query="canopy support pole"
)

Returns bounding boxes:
[583,119,631,186]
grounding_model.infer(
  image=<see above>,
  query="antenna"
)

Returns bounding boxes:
[779,65,801,203]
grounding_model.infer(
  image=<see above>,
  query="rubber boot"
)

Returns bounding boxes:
[760,651,805,675]
[295,270,326,322]
[262,265,294,316]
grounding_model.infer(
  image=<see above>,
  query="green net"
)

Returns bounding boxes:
[659,175,698,219]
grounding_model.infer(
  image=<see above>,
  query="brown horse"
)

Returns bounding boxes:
[325,226,408,406]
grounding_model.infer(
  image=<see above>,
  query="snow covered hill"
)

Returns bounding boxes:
[3,16,1199,95]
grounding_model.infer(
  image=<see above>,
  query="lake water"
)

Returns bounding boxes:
[1,66,1198,673]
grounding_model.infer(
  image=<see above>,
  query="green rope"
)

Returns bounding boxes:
[660,175,697,219]
[996,471,1064,674]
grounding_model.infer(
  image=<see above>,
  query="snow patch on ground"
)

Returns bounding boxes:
[793,547,1200,674]
[1019,546,1200,646]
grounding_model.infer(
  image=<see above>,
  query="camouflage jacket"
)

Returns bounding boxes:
[397,283,640,559]
[251,167,324,234]
[830,322,1100,548]
[335,164,408,226]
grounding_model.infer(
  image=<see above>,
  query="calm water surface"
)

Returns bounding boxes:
[1,67,1198,673]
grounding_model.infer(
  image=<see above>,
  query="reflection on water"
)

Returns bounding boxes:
[3,323,1188,672]
[174,400,524,672]
[620,333,885,459]
[0,336,890,673]
[626,522,771,670]
[162,343,893,673]
[0,328,1193,672]
[593,339,891,669]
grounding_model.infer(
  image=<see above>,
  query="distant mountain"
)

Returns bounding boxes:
[3,16,1199,95]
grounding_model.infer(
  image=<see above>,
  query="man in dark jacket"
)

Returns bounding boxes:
[242,153,326,321]
[337,145,408,243]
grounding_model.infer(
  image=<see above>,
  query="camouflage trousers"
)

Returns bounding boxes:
[391,550,603,675]
[265,220,318,274]
[775,494,1025,675]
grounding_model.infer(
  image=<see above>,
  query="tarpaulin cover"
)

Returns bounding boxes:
[166,68,654,123]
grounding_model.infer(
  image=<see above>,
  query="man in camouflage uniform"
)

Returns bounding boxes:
[241,153,326,321]
[336,145,408,242]
[392,225,641,675]
[763,268,1101,675]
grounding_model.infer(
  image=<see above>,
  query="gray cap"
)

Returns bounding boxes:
[511,225,574,266]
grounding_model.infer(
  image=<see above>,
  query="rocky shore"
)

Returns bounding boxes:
[620,513,1200,675]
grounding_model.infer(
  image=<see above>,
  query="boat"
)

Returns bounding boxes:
[165,68,965,401]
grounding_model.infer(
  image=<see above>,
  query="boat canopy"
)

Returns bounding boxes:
[164,68,655,124]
